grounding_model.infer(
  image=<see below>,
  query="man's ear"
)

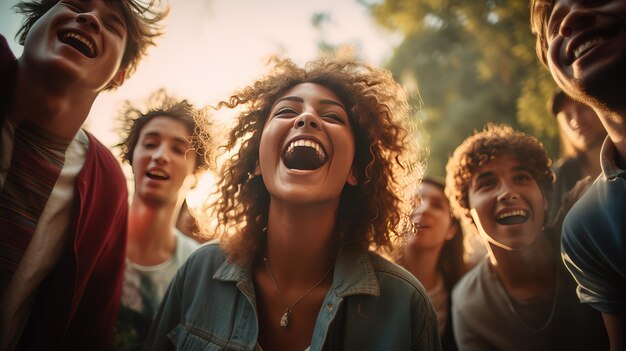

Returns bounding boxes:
[108,69,126,89]
[346,166,357,186]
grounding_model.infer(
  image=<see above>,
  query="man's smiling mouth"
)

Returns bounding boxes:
[59,31,96,58]
[282,139,327,171]
[495,210,529,225]
[574,38,603,60]
[146,169,169,180]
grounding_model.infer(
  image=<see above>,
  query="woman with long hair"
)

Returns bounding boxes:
[146,57,440,350]
[395,177,465,350]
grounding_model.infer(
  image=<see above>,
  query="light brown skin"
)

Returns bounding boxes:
[252,83,355,350]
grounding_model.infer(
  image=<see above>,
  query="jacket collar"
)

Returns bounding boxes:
[600,136,626,180]
[213,246,380,298]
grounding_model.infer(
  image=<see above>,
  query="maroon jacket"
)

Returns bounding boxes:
[1,34,128,351]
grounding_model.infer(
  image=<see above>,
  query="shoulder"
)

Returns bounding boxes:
[562,176,624,235]
[83,132,120,165]
[79,131,126,187]
[175,230,200,248]
[368,251,426,291]
[178,240,228,277]
[174,231,201,260]
[365,252,433,311]
[452,258,488,311]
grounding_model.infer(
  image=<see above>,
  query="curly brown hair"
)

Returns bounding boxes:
[14,0,168,85]
[116,89,212,173]
[207,57,422,266]
[530,0,554,68]
[445,124,554,221]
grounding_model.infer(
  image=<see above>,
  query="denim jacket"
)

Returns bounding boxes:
[146,242,441,350]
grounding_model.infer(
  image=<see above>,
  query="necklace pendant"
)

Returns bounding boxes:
[280,310,290,328]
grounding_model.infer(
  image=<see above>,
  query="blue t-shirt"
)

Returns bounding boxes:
[561,137,626,314]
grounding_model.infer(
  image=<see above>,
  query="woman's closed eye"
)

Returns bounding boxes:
[321,113,345,124]
[273,107,298,117]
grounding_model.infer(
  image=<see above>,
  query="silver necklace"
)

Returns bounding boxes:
[262,257,333,329]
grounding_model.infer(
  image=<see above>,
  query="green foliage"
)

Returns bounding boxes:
[367,0,559,176]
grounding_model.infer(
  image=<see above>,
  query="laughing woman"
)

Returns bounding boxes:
[145,58,441,350]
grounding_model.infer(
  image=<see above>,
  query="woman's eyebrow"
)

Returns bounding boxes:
[320,99,347,112]
[271,96,303,109]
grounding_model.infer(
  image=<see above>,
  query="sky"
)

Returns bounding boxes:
[0,0,399,205]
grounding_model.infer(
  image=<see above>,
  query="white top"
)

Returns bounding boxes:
[114,230,201,348]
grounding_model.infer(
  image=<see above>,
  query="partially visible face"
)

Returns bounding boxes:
[408,182,456,251]
[132,116,196,208]
[258,82,357,206]
[545,0,626,106]
[22,0,128,91]
[467,157,548,251]
[556,97,606,152]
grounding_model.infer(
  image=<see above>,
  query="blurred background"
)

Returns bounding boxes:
[0,0,560,201]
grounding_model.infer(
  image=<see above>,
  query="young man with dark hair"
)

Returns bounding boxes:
[0,1,166,349]
[531,1,626,349]
[113,91,210,349]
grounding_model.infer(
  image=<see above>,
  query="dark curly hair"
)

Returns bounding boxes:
[14,0,168,85]
[445,124,554,221]
[530,0,554,68]
[116,89,212,173]
[206,57,422,266]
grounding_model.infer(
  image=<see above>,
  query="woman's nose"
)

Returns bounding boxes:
[294,113,322,130]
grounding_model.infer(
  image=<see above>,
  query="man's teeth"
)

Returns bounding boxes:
[574,38,602,59]
[286,139,326,160]
[149,170,168,178]
[64,32,95,56]
[496,210,527,220]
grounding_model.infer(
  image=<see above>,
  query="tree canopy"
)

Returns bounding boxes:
[365,0,559,177]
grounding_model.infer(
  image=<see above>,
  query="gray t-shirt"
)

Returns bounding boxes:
[452,257,608,351]
[114,230,200,350]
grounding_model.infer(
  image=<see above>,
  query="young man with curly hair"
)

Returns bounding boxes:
[445,124,607,350]
[114,90,210,349]
[0,1,166,349]
[146,57,441,350]
[530,1,626,348]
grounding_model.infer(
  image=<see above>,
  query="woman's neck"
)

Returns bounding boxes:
[263,198,338,284]
[400,246,442,291]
